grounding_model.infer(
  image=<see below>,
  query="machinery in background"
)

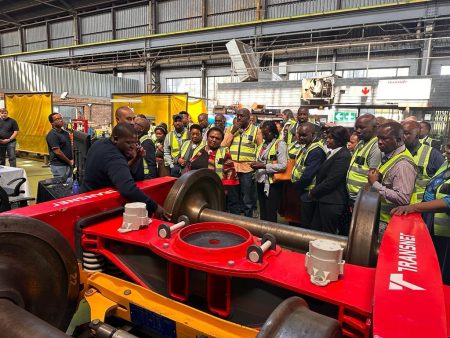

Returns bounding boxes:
[0,170,448,337]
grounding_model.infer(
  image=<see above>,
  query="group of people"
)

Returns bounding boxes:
[44,105,450,282]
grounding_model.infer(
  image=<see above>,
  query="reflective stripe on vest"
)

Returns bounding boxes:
[291,141,325,191]
[282,118,297,144]
[214,147,228,179]
[433,163,450,237]
[168,130,189,158]
[346,137,378,195]
[288,121,299,145]
[256,140,280,184]
[139,134,152,175]
[288,142,303,159]
[230,124,258,162]
[378,149,416,223]
[412,143,432,201]
[180,140,206,161]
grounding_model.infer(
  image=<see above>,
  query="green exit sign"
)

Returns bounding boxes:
[334,111,357,122]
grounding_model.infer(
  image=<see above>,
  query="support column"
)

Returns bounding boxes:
[202,0,208,28]
[331,49,337,74]
[420,22,434,76]
[18,27,25,52]
[149,0,157,35]
[73,14,80,45]
[201,61,207,98]
[146,59,160,93]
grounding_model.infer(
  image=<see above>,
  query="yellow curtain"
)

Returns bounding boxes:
[5,93,52,154]
[112,94,188,129]
[187,99,207,124]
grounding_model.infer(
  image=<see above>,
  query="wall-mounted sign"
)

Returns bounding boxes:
[334,111,357,122]
[334,86,373,105]
[376,79,432,100]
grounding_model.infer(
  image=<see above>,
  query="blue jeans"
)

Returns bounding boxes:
[227,171,257,217]
[50,165,72,183]
[0,140,16,167]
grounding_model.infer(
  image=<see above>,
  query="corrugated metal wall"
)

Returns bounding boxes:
[49,20,74,48]
[116,5,149,38]
[0,31,20,55]
[157,0,202,33]
[207,0,255,26]
[266,0,338,18]
[0,59,139,98]
[0,0,424,55]
[341,0,399,8]
[25,25,47,52]
[80,12,113,44]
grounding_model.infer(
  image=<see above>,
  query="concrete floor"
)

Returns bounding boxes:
[16,156,53,202]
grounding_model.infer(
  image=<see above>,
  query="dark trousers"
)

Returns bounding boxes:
[311,202,347,235]
[170,164,182,177]
[433,235,450,285]
[300,192,315,228]
[257,182,283,223]
[227,172,257,218]
[0,140,16,167]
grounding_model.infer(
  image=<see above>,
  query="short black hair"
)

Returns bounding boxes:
[189,124,202,133]
[262,120,279,139]
[380,121,404,140]
[48,113,59,123]
[179,111,189,117]
[207,126,224,140]
[420,121,432,133]
[328,126,350,147]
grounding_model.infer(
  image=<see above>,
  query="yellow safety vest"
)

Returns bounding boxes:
[291,141,325,191]
[378,149,416,223]
[139,134,152,176]
[214,147,229,179]
[411,143,433,201]
[288,121,300,145]
[229,124,258,162]
[288,141,304,159]
[148,125,156,142]
[281,118,297,143]
[180,140,206,161]
[432,163,450,237]
[256,140,281,184]
[420,135,438,147]
[167,129,189,160]
[346,137,378,197]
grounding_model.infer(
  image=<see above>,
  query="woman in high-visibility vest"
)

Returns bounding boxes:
[251,121,287,222]
[392,139,450,284]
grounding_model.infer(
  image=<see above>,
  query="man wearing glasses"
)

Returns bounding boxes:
[46,113,73,182]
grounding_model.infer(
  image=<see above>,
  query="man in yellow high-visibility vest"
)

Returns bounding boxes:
[222,108,262,217]
[367,122,416,228]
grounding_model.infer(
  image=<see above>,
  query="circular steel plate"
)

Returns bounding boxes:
[163,169,225,222]
[346,190,380,267]
[0,216,79,331]
[183,230,246,248]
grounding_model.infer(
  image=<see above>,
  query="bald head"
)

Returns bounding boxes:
[134,117,150,136]
[237,108,251,129]
[297,122,317,146]
[377,121,404,153]
[402,120,421,150]
[115,106,135,125]
[198,113,209,129]
[355,114,377,142]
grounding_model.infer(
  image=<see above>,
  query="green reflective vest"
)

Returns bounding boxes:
[230,124,258,162]
[167,129,189,160]
[420,135,438,147]
[288,141,304,159]
[281,118,297,143]
[346,137,378,198]
[180,140,206,162]
[378,149,416,223]
[411,143,432,201]
[139,134,152,176]
[433,163,450,237]
[214,147,229,179]
[288,121,300,145]
[256,140,281,184]
[291,141,325,191]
